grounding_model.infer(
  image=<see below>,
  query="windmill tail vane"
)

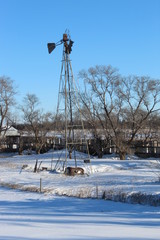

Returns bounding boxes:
[47,33,74,54]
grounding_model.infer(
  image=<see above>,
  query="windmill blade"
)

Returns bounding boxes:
[47,43,56,54]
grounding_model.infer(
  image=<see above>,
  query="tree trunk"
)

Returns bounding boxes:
[119,151,126,160]
[98,151,103,158]
[69,150,72,159]
[36,146,41,154]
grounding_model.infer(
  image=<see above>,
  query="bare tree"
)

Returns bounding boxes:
[79,65,160,159]
[0,76,17,148]
[21,93,53,154]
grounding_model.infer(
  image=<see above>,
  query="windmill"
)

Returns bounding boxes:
[47,31,91,175]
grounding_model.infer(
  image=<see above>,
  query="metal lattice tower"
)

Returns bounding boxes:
[48,32,91,174]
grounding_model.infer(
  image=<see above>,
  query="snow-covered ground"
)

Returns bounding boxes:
[0,150,160,239]
[0,187,160,240]
[0,150,160,205]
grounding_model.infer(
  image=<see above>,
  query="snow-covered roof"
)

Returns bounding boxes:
[5,126,20,136]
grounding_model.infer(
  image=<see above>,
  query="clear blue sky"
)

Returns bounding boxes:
[0,0,160,113]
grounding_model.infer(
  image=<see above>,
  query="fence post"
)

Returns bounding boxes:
[40,178,42,193]
[96,185,98,199]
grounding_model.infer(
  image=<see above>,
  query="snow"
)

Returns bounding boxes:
[0,150,160,239]
[1,150,160,203]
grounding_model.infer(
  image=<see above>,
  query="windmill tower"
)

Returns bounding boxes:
[47,32,91,175]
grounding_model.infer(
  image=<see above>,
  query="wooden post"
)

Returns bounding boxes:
[40,178,42,193]
[96,185,98,199]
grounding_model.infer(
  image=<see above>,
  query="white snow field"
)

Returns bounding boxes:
[0,150,160,239]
